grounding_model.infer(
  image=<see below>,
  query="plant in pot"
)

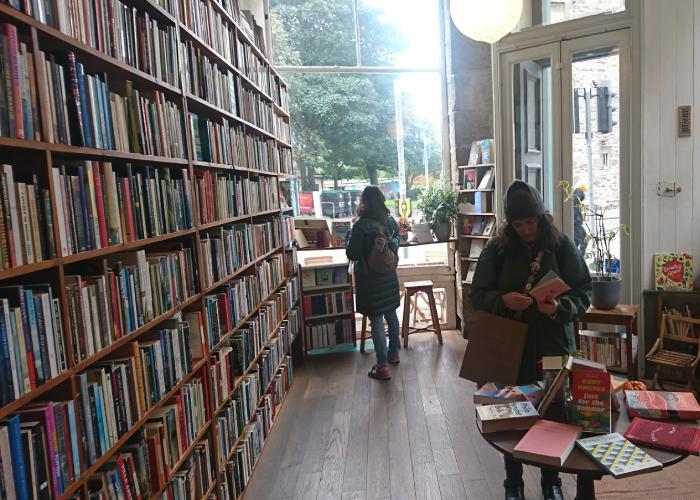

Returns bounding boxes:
[561,181,629,309]
[397,216,412,243]
[416,181,458,242]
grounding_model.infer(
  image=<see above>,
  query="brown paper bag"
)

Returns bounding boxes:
[459,310,528,385]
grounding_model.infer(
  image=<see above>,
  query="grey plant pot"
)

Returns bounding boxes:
[433,222,452,242]
[591,276,622,310]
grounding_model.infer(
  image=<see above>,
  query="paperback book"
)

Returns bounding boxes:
[528,270,571,302]
[569,370,611,433]
[475,401,539,434]
[623,417,700,455]
[513,420,582,467]
[576,433,662,478]
[624,390,700,421]
[473,382,545,406]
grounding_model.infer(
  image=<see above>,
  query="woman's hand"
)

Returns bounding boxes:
[501,292,533,311]
[537,296,558,316]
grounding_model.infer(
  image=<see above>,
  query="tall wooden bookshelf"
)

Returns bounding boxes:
[0,0,299,498]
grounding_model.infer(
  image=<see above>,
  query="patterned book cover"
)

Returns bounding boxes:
[576,433,662,478]
[473,382,545,406]
[624,390,700,420]
[654,253,693,290]
[569,370,611,433]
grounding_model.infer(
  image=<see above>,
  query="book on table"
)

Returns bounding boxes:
[513,420,582,467]
[473,382,545,406]
[569,370,611,433]
[538,355,573,417]
[624,390,700,420]
[475,401,539,433]
[528,270,571,302]
[623,417,700,455]
[576,433,662,478]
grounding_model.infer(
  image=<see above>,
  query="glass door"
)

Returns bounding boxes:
[498,43,562,219]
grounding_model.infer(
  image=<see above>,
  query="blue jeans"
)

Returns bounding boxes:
[369,309,400,368]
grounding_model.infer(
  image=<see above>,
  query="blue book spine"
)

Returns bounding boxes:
[67,401,81,479]
[100,78,114,150]
[91,383,107,456]
[76,63,93,148]
[0,310,12,405]
[7,415,29,500]
[23,290,44,384]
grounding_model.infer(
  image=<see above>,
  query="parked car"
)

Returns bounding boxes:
[320,190,351,218]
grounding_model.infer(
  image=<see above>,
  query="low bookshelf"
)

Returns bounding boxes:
[0,0,299,498]
[299,256,357,354]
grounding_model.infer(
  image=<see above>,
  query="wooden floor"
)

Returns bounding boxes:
[243,330,578,500]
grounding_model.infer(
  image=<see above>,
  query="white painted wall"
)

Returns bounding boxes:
[641,0,700,289]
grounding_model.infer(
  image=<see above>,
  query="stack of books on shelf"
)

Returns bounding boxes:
[579,330,637,371]
[305,318,354,350]
[303,290,353,318]
[195,171,248,225]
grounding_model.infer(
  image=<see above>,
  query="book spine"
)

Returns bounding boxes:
[3,166,22,266]
[2,24,23,139]
[7,415,29,500]
[92,162,109,248]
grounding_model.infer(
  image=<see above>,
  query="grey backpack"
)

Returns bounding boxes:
[366,223,399,273]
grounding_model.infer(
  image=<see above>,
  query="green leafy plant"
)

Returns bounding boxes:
[416,181,458,231]
[561,181,630,278]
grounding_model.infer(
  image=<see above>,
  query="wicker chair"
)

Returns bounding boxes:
[646,314,700,391]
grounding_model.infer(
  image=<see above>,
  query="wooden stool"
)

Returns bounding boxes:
[359,314,401,353]
[402,280,443,348]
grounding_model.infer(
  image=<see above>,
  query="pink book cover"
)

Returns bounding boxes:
[513,420,582,459]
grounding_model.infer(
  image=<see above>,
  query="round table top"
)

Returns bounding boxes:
[478,393,691,476]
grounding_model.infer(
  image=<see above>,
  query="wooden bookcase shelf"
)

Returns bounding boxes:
[0,0,298,498]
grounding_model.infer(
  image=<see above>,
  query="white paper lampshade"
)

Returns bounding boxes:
[450,0,523,44]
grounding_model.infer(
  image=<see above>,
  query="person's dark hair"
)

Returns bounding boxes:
[356,185,389,220]
[493,212,561,253]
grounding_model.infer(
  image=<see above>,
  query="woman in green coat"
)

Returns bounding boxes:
[346,186,401,380]
[469,180,592,500]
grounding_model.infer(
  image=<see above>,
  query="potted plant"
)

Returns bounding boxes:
[416,181,458,242]
[397,216,412,244]
[561,181,629,309]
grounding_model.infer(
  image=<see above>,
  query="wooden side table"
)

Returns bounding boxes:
[575,304,639,380]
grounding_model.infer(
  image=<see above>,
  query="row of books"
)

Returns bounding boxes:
[305,318,354,350]
[579,330,637,371]
[163,440,214,499]
[258,321,291,391]
[252,220,282,260]
[189,113,235,165]
[248,176,279,214]
[204,275,259,350]
[281,215,294,247]
[301,265,349,288]
[194,171,248,225]
[303,291,353,317]
[220,357,293,498]
[212,325,260,406]
[65,246,198,362]
[182,39,239,115]
[55,0,180,87]
[52,162,194,256]
[0,23,42,141]
[200,224,252,289]
[0,284,66,405]
[236,32,272,98]
[285,275,300,309]
[0,164,55,268]
[256,254,285,300]
[461,214,496,237]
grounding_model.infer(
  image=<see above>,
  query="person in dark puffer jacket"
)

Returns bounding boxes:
[346,186,400,380]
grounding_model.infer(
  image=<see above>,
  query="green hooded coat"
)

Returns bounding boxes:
[346,215,401,316]
[469,234,592,384]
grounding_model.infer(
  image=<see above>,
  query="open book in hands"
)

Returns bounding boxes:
[529,270,571,303]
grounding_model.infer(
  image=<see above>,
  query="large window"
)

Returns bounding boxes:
[515,0,625,31]
[270,0,446,219]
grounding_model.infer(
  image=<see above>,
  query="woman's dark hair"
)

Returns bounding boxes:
[356,185,389,219]
[493,213,561,253]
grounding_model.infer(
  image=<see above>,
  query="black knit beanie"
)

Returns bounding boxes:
[503,180,545,222]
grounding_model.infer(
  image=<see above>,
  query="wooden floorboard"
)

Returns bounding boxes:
[243,331,582,499]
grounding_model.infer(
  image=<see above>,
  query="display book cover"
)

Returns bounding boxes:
[513,420,582,467]
[475,401,539,433]
[653,253,693,290]
[624,390,700,421]
[528,270,571,302]
[473,382,545,406]
[576,433,662,478]
[623,417,700,455]
[569,369,611,433]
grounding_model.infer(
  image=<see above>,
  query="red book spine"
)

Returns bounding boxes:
[116,454,134,500]
[92,162,109,248]
[176,392,188,452]
[145,435,163,492]
[2,24,24,139]
[121,177,135,242]
[109,271,122,339]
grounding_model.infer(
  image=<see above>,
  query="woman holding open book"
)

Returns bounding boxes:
[469,180,592,500]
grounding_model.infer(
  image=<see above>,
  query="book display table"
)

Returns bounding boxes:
[575,305,639,379]
[478,392,694,500]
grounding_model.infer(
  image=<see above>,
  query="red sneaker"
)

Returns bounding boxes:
[368,365,390,380]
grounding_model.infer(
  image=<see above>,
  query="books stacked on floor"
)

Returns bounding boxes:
[0,284,66,404]
[1,403,81,498]
[189,114,235,164]
[200,224,253,288]
[182,40,239,115]
[624,390,700,420]
[65,247,197,362]
[194,171,248,225]
[579,329,637,370]
[0,165,56,266]
[52,162,193,255]
[576,433,662,478]
[473,382,545,406]
[204,275,259,349]
[0,23,42,140]
[303,290,353,318]
[624,417,700,455]
[304,318,354,350]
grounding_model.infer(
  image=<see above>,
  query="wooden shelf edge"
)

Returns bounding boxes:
[202,245,283,295]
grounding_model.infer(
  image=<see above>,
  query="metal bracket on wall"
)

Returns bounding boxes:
[657,182,682,197]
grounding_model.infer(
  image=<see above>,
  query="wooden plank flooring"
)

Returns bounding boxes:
[243,331,578,499]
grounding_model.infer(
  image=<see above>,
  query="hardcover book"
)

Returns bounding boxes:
[463,169,477,189]
[653,253,693,290]
[576,433,662,478]
[475,401,539,433]
[624,390,700,420]
[623,417,700,455]
[513,420,582,467]
[473,382,545,406]
[569,370,611,433]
